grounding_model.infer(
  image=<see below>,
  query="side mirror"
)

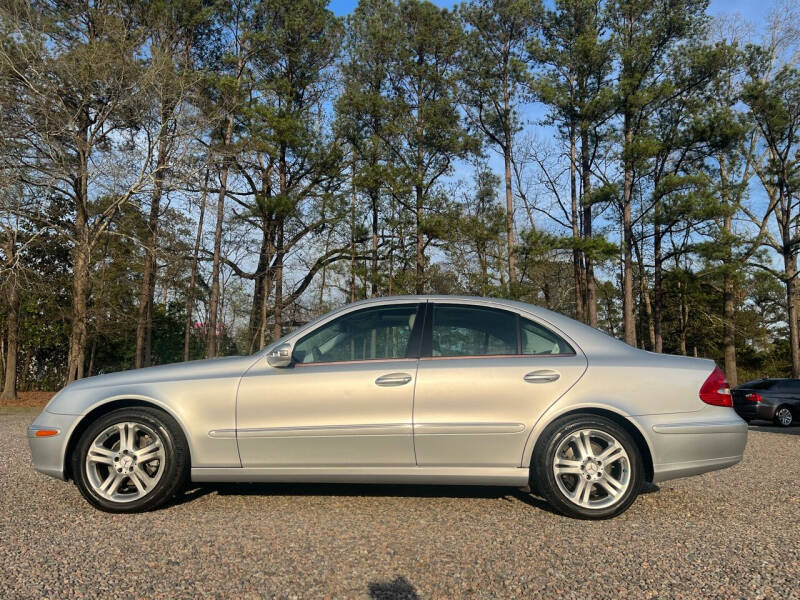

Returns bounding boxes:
[267,342,293,368]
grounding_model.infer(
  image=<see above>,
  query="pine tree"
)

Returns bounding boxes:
[460,0,539,296]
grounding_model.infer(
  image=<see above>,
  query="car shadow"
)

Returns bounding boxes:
[748,422,800,436]
[180,481,542,504]
[171,481,660,514]
[368,576,419,600]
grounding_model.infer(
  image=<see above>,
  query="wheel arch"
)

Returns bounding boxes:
[63,398,192,481]
[526,406,655,483]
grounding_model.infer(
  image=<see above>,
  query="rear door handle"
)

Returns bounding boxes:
[375,373,413,387]
[524,370,560,384]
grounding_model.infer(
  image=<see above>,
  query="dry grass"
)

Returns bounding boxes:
[1,390,56,408]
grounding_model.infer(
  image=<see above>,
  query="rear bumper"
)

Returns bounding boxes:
[733,402,777,422]
[632,410,748,483]
[28,411,79,481]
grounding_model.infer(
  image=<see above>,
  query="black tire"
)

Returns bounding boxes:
[773,406,794,427]
[532,414,643,519]
[71,407,189,513]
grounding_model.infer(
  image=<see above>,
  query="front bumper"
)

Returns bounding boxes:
[632,409,748,483]
[28,411,81,481]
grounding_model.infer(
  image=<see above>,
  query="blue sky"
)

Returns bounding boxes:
[321,0,777,279]
[329,0,770,21]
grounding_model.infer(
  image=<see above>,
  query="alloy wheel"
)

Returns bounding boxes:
[85,421,166,503]
[552,428,631,509]
[776,408,793,427]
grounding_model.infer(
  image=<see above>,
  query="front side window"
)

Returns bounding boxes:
[431,305,517,357]
[293,304,420,364]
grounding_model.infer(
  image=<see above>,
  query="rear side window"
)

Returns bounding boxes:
[520,318,574,355]
[745,380,776,390]
[431,305,517,357]
[771,380,800,392]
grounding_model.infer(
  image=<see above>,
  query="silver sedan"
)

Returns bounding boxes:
[28,296,747,518]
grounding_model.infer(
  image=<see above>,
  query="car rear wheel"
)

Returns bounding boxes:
[532,414,643,519]
[774,406,793,427]
[72,407,188,512]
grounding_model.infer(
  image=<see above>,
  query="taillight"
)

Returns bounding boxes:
[745,392,763,403]
[699,366,732,407]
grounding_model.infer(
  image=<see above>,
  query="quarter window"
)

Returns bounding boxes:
[431,305,517,357]
[520,318,573,355]
[293,304,420,364]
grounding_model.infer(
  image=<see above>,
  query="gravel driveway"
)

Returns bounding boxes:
[2,408,799,599]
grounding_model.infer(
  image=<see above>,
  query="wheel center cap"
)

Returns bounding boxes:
[120,456,134,470]
[585,461,598,475]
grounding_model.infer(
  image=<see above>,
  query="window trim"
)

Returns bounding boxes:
[421,303,575,360]
[291,303,425,366]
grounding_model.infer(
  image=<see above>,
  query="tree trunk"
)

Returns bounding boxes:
[722,271,737,386]
[719,163,736,384]
[633,237,654,350]
[570,128,584,322]
[504,142,516,294]
[248,234,269,353]
[622,118,636,347]
[388,198,395,296]
[653,226,663,353]
[415,83,425,296]
[135,108,172,368]
[87,336,97,378]
[184,169,208,361]
[350,169,357,302]
[206,108,235,358]
[604,292,616,337]
[206,166,229,358]
[0,272,19,402]
[66,120,91,384]
[67,236,90,382]
[273,143,287,341]
[259,264,272,349]
[678,279,688,356]
[641,267,655,350]
[371,191,379,297]
[479,241,488,296]
[273,232,284,341]
[785,252,800,378]
[415,183,424,295]
[580,128,597,328]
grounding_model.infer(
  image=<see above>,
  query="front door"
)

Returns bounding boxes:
[413,302,587,467]
[236,303,423,468]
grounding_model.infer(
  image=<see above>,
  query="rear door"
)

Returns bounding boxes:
[412,302,587,468]
[767,379,800,410]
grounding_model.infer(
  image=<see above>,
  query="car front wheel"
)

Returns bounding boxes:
[71,407,188,512]
[532,414,643,519]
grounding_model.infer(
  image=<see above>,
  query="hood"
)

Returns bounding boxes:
[52,355,259,394]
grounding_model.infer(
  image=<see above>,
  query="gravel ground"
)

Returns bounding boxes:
[2,408,799,600]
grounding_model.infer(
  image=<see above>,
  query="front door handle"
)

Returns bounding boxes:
[375,373,413,387]
[524,370,560,384]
